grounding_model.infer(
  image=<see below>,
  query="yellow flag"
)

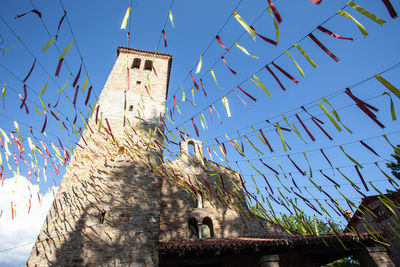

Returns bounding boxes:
[0,38,20,53]
[59,40,75,60]
[232,11,256,40]
[40,75,49,95]
[347,1,386,26]
[181,86,186,101]
[196,54,203,74]
[2,72,10,109]
[284,50,304,77]
[210,68,223,89]
[337,10,368,38]
[42,38,55,52]
[121,7,132,29]
[294,44,317,68]
[57,73,71,94]
[268,7,279,43]
[250,75,271,97]
[169,10,174,28]
[234,42,259,59]
[82,75,88,94]
[221,96,231,117]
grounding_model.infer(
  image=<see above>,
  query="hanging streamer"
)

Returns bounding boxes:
[215,35,231,53]
[237,86,256,102]
[40,75,49,95]
[337,10,368,38]
[190,71,200,90]
[271,62,299,84]
[265,65,285,91]
[15,9,42,19]
[232,11,256,40]
[55,11,67,40]
[221,96,231,117]
[72,63,82,87]
[210,68,223,89]
[23,59,36,83]
[250,75,271,97]
[2,72,10,109]
[382,92,396,120]
[57,73,71,94]
[317,26,355,40]
[381,0,397,18]
[374,74,400,99]
[162,30,167,48]
[121,7,132,29]
[267,0,282,23]
[347,1,386,26]
[169,10,174,28]
[0,38,21,53]
[339,145,363,168]
[284,50,304,77]
[234,42,259,59]
[345,88,384,128]
[221,56,237,75]
[308,33,340,62]
[293,44,317,68]
[250,26,277,46]
[267,7,279,44]
[317,102,342,132]
[196,54,203,74]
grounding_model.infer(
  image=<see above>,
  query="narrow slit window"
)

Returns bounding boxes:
[129,105,134,111]
[136,81,141,85]
[99,211,106,224]
[132,58,141,69]
[144,60,153,71]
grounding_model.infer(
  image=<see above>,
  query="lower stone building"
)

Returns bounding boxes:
[345,192,400,266]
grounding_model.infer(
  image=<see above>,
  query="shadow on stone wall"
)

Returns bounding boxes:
[33,157,162,266]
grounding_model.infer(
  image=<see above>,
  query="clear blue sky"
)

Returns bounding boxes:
[0,0,399,264]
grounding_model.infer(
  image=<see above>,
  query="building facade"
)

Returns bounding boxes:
[27,47,395,267]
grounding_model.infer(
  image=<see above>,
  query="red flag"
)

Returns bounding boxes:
[190,71,200,91]
[221,56,237,75]
[55,58,64,77]
[267,0,282,23]
[56,11,67,40]
[295,113,315,142]
[309,0,322,4]
[259,129,274,152]
[72,63,82,87]
[237,86,256,102]
[345,88,384,128]
[200,79,207,97]
[265,65,285,91]
[23,59,36,83]
[359,140,380,157]
[355,165,369,191]
[216,35,231,53]
[191,117,199,137]
[85,86,93,105]
[15,9,41,19]
[381,0,397,18]
[271,62,298,84]
[250,26,277,46]
[308,33,339,62]
[73,85,79,106]
[41,112,47,133]
[172,95,176,114]
[317,26,355,40]
[162,30,167,48]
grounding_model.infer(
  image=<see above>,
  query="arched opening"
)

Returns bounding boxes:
[201,217,214,238]
[194,192,203,209]
[188,141,195,159]
[131,58,141,69]
[188,218,199,239]
[144,60,153,71]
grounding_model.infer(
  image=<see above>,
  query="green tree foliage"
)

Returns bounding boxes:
[386,144,400,180]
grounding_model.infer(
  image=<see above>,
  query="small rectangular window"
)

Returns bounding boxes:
[136,81,141,85]
[129,105,134,111]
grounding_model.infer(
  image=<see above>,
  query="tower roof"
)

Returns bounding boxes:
[117,46,172,58]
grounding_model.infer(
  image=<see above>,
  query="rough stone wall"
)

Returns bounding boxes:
[351,198,400,266]
[27,48,172,267]
[159,140,282,241]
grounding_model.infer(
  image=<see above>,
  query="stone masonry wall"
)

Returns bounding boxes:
[159,140,283,241]
[27,48,172,267]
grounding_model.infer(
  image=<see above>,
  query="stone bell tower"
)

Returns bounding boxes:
[27,47,172,266]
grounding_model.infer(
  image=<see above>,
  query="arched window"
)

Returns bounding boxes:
[188,218,199,239]
[194,192,203,209]
[201,217,214,238]
[188,141,195,159]
[131,58,141,69]
[144,60,153,71]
